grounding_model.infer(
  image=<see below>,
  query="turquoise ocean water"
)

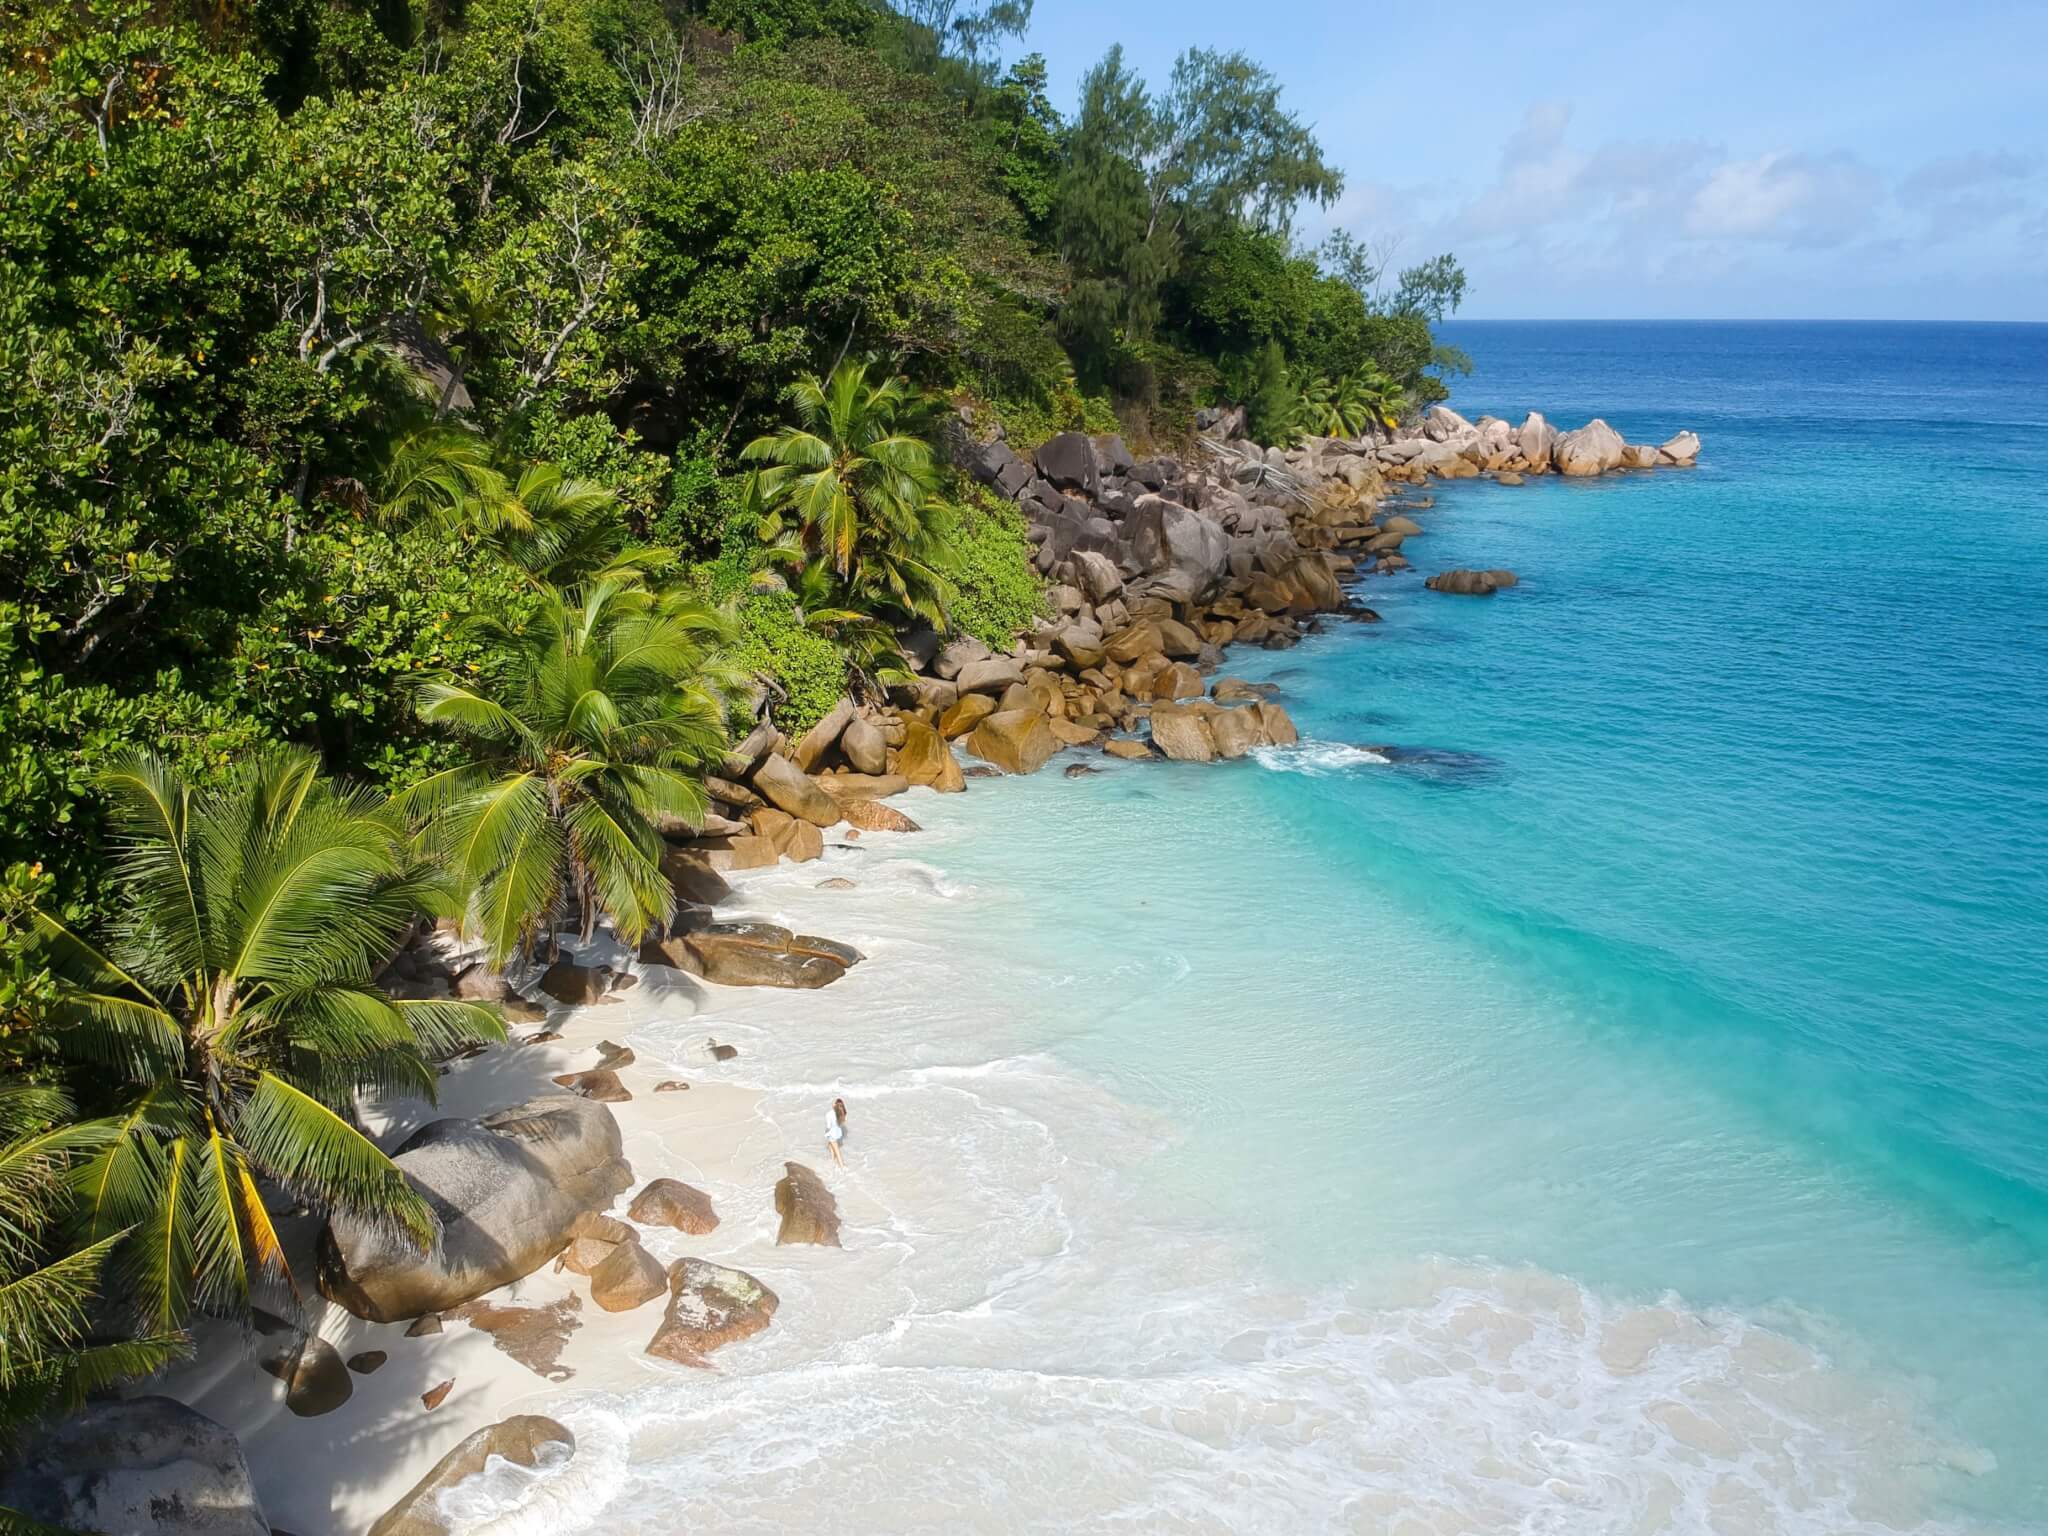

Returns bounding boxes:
[493,323,2048,1536]
[861,322,2048,1528]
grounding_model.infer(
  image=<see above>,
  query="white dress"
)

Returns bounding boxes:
[825,1106,846,1145]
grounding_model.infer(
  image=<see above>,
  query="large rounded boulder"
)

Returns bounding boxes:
[318,1095,632,1323]
[0,1398,270,1536]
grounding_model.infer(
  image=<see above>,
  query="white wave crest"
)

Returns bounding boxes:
[1251,740,1392,775]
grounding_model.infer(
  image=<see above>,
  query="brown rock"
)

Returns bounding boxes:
[555,1235,619,1276]
[1156,662,1205,701]
[628,1177,718,1235]
[260,1337,353,1418]
[773,1162,843,1247]
[537,962,610,1007]
[644,1259,778,1368]
[651,922,858,989]
[897,721,965,793]
[347,1351,387,1375]
[447,1296,582,1382]
[552,1069,631,1104]
[938,692,997,739]
[369,1417,572,1536]
[589,1238,667,1313]
[1103,738,1154,761]
[1104,620,1163,665]
[654,1079,691,1092]
[1047,718,1101,747]
[661,846,733,907]
[421,1380,453,1411]
[1256,702,1299,747]
[792,698,854,772]
[1426,569,1514,596]
[837,797,920,833]
[1148,704,1217,763]
[818,772,909,800]
[1208,706,1264,759]
[405,1314,442,1338]
[1155,617,1203,658]
[750,754,843,828]
[840,716,887,775]
[966,709,1059,775]
[703,774,763,811]
[593,1040,635,1071]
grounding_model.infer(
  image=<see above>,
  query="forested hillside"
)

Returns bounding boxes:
[1,0,1463,934]
[0,0,1469,1454]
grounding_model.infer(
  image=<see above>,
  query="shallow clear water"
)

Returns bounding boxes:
[473,322,2048,1534]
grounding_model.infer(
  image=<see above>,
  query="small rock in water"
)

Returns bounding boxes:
[630,1177,719,1235]
[963,764,1001,778]
[421,1379,453,1411]
[593,1040,635,1070]
[347,1351,387,1375]
[707,1038,738,1062]
[816,877,857,890]
[1064,763,1101,778]
[654,1079,690,1092]
[405,1313,443,1337]
[843,828,861,840]
[524,1030,562,1045]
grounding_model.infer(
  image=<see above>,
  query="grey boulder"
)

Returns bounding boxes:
[318,1095,633,1323]
[0,1397,270,1536]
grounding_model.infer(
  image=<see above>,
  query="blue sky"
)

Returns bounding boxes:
[1015,0,2048,319]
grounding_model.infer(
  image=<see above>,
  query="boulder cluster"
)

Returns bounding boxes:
[1375,406,1700,481]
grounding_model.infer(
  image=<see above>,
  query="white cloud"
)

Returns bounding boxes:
[1682,151,1881,247]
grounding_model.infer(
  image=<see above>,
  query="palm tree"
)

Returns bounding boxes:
[26,750,501,1333]
[1,1083,185,1450]
[489,465,679,592]
[400,582,741,964]
[740,360,958,630]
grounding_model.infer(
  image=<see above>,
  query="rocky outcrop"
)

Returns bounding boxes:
[773,1161,842,1246]
[645,1259,779,1367]
[835,796,920,833]
[629,1176,719,1234]
[640,921,860,989]
[369,1417,574,1536]
[317,1095,632,1322]
[966,707,1059,775]
[588,1236,668,1312]
[1658,430,1701,465]
[0,1398,270,1536]
[1426,569,1520,596]
[1552,418,1626,477]
[751,752,843,828]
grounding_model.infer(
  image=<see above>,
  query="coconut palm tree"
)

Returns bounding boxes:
[400,582,742,964]
[1,1083,185,1448]
[26,751,501,1333]
[740,360,958,630]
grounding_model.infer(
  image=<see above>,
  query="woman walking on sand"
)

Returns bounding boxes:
[825,1098,848,1167]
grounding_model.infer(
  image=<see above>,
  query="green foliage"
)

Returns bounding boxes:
[727,589,849,734]
[30,748,503,1332]
[401,583,742,960]
[0,1081,187,1453]
[742,360,957,633]
[939,491,1044,650]
[701,0,878,45]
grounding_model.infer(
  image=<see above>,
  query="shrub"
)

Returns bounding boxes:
[941,490,1044,650]
[728,589,848,734]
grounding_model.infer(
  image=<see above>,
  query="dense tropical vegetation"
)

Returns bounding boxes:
[0,0,1464,1461]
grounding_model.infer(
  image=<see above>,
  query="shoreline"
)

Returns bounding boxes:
[146,413,1728,1534]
